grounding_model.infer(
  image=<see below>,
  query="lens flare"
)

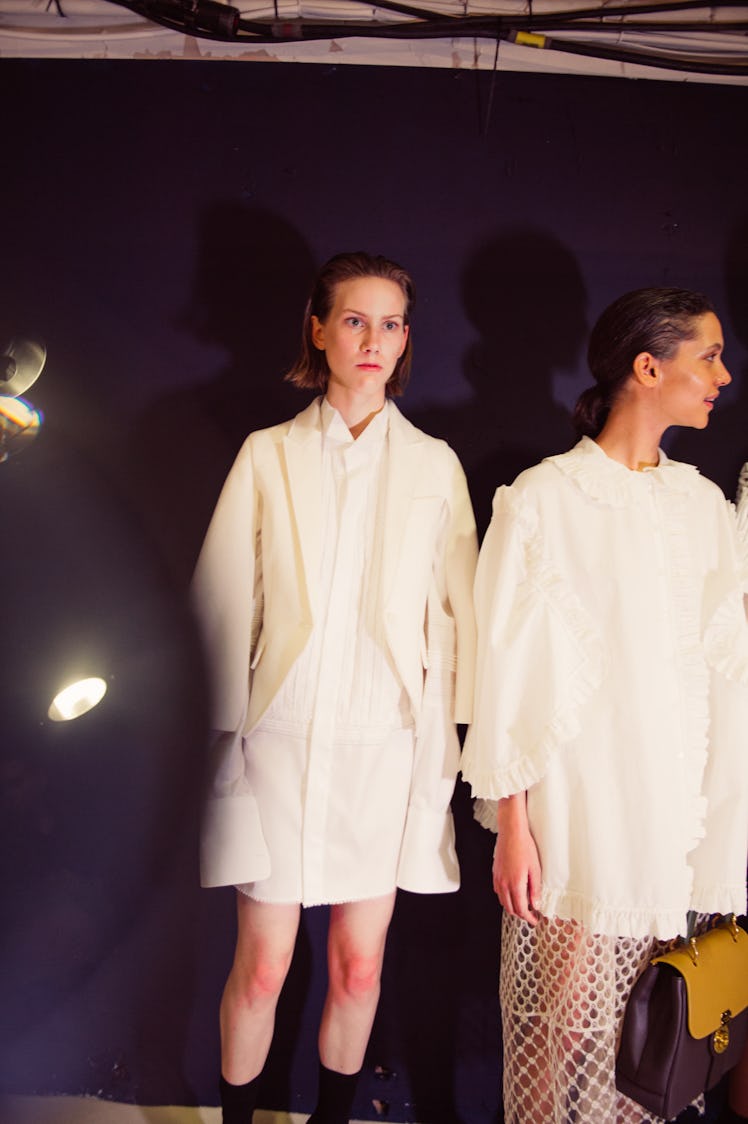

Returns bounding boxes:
[0,395,43,462]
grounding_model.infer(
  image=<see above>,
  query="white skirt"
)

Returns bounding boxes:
[237,724,415,906]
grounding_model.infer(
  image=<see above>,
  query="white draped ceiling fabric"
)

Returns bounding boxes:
[0,1,747,82]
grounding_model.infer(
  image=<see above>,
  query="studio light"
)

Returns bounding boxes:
[48,677,108,722]
[1,339,46,398]
[0,338,46,463]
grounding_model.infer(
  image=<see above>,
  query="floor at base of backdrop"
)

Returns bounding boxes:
[0,1098,386,1124]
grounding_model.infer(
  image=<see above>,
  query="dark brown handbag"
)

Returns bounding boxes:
[616,915,748,1120]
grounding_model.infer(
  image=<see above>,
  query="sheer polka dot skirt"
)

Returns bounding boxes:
[499,913,705,1123]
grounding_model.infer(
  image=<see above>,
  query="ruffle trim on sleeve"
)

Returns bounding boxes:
[463,486,605,805]
[473,797,498,832]
[738,492,748,547]
[704,587,748,686]
[702,500,748,686]
[736,462,748,509]
[512,492,605,782]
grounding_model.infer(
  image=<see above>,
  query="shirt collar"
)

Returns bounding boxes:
[545,435,701,506]
[320,397,390,451]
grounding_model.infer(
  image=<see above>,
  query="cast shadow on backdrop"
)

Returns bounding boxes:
[669,212,748,498]
[391,230,586,1124]
[128,203,318,588]
[412,229,587,538]
[127,207,327,1110]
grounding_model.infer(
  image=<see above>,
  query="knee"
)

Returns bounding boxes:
[332,953,382,1004]
[234,952,291,1005]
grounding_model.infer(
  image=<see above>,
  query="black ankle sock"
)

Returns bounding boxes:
[219,1072,260,1124]
[307,1062,361,1124]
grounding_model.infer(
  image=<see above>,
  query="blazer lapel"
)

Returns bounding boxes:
[283,400,323,614]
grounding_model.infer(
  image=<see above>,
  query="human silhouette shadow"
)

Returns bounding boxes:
[412,229,587,539]
[126,207,319,1110]
[669,214,748,498]
[399,230,587,1122]
[127,203,317,589]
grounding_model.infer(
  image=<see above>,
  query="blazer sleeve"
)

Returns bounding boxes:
[192,436,262,733]
[191,438,271,888]
[397,448,478,894]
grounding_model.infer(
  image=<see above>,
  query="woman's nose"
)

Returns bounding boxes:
[718,361,732,386]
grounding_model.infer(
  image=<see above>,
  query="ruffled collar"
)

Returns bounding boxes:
[545,435,701,507]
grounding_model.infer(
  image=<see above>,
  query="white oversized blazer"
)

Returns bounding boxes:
[193,398,478,891]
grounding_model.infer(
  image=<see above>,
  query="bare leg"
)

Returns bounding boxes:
[220,892,301,1084]
[318,892,397,1074]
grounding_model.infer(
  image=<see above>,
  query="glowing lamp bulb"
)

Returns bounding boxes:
[48,677,107,722]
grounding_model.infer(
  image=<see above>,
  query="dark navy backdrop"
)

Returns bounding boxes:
[1,57,746,1123]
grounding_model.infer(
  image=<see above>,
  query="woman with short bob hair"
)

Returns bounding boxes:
[193,250,477,1124]
[286,250,415,396]
[462,286,748,1123]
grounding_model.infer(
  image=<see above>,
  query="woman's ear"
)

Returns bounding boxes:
[310,315,326,351]
[632,351,659,389]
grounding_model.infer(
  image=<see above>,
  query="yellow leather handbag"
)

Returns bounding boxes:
[616,915,748,1119]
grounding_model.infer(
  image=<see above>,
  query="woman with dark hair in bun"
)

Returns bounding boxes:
[462,288,748,1122]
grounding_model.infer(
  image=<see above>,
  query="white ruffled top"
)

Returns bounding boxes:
[461,437,748,939]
